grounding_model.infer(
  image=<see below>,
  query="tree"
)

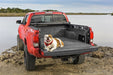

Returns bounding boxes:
[0,7,35,13]
[43,9,58,12]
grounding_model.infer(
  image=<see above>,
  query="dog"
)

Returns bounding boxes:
[44,34,64,52]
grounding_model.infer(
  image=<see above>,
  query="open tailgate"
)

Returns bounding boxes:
[42,37,98,56]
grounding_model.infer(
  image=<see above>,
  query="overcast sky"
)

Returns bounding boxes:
[0,0,113,13]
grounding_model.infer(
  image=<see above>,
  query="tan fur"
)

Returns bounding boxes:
[48,34,64,47]
[61,40,64,47]
[54,38,61,47]
[44,34,64,52]
[48,34,53,38]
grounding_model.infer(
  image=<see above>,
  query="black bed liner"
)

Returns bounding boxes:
[31,24,98,57]
[42,37,98,56]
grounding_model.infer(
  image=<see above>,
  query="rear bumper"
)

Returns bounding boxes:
[43,46,98,56]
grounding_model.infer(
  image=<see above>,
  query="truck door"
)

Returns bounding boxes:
[19,15,29,40]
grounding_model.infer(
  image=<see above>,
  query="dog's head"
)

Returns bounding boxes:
[44,34,53,44]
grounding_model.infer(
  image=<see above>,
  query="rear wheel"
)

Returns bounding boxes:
[24,44,36,71]
[72,55,85,64]
[61,58,68,61]
[17,35,24,51]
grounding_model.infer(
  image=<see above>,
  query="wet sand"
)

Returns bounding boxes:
[0,46,113,75]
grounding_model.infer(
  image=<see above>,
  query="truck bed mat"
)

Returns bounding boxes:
[41,37,98,56]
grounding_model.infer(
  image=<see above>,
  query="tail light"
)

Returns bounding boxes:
[33,32,39,48]
[89,27,94,46]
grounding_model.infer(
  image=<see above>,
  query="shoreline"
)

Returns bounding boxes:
[0,13,109,17]
[0,46,113,75]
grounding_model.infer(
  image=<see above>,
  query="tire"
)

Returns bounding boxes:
[61,58,68,61]
[72,55,85,64]
[24,44,36,71]
[17,35,24,51]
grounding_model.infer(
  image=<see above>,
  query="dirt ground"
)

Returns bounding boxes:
[0,46,113,75]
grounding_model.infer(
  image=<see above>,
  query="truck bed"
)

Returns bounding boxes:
[42,37,98,56]
[30,24,98,57]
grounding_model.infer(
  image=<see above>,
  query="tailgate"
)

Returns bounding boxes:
[42,37,98,56]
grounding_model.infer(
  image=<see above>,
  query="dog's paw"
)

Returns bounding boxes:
[47,50,51,52]
[60,45,64,47]
[47,49,53,52]
[49,50,53,52]
[60,44,64,47]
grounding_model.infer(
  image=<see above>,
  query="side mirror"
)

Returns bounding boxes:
[16,20,22,24]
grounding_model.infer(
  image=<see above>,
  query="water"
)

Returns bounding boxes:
[0,17,23,53]
[68,15,113,47]
[0,15,113,53]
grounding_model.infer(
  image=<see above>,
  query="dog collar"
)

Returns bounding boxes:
[44,40,53,46]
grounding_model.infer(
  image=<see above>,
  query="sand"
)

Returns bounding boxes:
[0,46,113,75]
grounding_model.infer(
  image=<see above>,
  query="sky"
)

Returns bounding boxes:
[0,0,113,13]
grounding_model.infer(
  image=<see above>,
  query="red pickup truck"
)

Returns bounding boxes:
[16,12,98,70]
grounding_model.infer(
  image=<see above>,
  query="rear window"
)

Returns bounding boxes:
[30,14,67,23]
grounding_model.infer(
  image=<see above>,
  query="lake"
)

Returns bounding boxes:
[0,15,113,53]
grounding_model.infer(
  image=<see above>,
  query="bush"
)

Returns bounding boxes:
[0,7,35,13]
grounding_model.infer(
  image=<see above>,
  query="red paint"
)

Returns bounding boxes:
[89,27,94,40]
[89,27,94,46]
[33,34,39,43]
[18,11,94,58]
[90,42,95,46]
[18,12,68,58]
[81,52,91,55]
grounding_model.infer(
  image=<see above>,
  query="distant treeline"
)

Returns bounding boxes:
[0,7,112,16]
[65,13,108,15]
[0,7,35,13]
[43,10,58,12]
[0,7,59,13]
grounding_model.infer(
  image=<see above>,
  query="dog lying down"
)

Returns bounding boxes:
[44,34,64,52]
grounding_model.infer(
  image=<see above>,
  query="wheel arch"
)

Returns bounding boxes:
[24,38,27,45]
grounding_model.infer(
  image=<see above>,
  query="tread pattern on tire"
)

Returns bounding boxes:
[24,44,36,71]
[17,35,24,51]
[72,55,85,64]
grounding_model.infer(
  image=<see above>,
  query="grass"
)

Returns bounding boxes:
[65,13,108,15]
[0,13,26,17]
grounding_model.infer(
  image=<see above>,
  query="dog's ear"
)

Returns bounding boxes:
[49,34,53,38]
